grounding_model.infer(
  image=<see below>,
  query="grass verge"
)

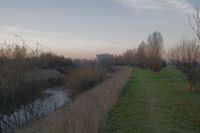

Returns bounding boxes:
[105,66,200,133]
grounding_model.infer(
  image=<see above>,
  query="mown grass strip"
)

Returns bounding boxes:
[105,67,200,133]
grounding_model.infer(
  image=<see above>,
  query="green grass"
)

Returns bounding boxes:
[105,66,200,133]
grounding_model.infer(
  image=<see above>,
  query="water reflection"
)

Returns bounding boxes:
[0,88,69,133]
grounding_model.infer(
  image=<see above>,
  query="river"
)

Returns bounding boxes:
[0,88,70,133]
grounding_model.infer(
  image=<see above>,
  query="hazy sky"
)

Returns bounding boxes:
[0,0,199,59]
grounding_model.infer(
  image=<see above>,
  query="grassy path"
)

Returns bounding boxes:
[137,70,164,133]
[105,67,200,133]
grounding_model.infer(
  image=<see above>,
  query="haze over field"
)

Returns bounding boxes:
[0,0,199,58]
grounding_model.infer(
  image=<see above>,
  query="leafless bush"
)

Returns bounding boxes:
[12,67,131,133]
[37,53,73,73]
[65,66,105,95]
[0,43,40,133]
[112,55,125,65]
[73,59,95,67]
[0,43,39,101]
[0,42,70,132]
[169,39,200,90]
[109,50,137,66]
[123,49,137,66]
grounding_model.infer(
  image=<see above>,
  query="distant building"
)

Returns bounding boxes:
[96,53,113,60]
[96,53,113,67]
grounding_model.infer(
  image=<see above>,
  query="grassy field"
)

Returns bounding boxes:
[105,67,200,133]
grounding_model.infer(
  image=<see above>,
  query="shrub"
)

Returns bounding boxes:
[65,66,105,95]
[0,43,39,118]
[37,53,73,71]
[169,39,200,90]
[12,67,131,133]
[0,42,67,132]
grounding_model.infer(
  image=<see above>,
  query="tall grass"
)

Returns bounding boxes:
[65,66,105,95]
[0,42,72,132]
[13,67,132,133]
[0,42,72,104]
[0,43,68,109]
[47,67,131,133]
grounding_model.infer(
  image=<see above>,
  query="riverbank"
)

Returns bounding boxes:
[12,66,132,133]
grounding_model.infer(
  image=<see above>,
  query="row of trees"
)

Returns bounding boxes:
[144,10,200,91]
[136,31,165,71]
[111,31,166,72]
[98,10,200,91]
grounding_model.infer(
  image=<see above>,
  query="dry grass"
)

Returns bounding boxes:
[0,43,71,132]
[65,66,105,95]
[44,66,131,133]
[12,66,132,133]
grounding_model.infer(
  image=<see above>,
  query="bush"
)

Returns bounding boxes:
[65,66,105,95]
[37,53,73,71]
[169,39,200,90]
[0,43,39,116]
[0,43,68,132]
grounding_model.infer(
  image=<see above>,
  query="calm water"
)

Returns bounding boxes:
[0,88,70,133]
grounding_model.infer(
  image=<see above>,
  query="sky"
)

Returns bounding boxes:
[0,0,199,59]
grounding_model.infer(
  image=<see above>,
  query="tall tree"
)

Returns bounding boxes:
[137,41,147,68]
[146,31,165,71]
[123,49,136,66]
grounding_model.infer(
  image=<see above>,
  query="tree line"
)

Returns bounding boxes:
[100,9,200,91]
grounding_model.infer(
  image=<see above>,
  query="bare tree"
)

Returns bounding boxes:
[146,31,165,71]
[123,49,137,66]
[136,41,147,68]
[147,31,164,58]
[189,8,200,40]
[169,39,200,91]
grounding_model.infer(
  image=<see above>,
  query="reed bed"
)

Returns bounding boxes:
[13,66,132,133]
